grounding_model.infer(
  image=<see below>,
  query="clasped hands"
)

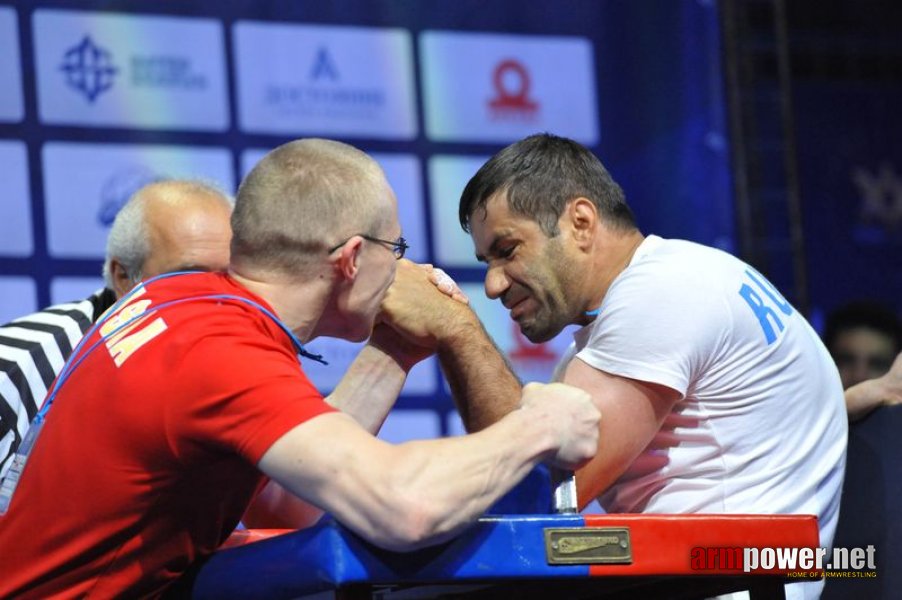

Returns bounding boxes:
[370,259,471,370]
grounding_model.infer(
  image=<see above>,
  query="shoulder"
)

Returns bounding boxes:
[581,239,737,372]
[622,237,739,281]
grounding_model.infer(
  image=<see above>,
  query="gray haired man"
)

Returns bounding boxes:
[0,180,233,477]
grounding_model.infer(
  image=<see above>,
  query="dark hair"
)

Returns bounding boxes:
[458,133,636,236]
[824,301,902,353]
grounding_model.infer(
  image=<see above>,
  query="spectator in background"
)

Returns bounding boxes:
[0,180,233,478]
[824,301,902,421]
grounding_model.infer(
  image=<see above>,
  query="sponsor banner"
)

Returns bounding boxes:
[33,9,228,130]
[50,277,104,305]
[460,283,577,385]
[0,141,32,257]
[234,22,417,139]
[42,142,234,258]
[377,410,441,444]
[301,337,437,397]
[421,31,598,144]
[241,149,428,263]
[427,155,490,267]
[0,7,24,122]
[0,278,37,325]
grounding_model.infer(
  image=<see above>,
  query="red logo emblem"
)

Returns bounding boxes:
[488,59,539,120]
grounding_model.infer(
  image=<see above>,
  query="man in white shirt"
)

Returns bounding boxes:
[382,133,847,599]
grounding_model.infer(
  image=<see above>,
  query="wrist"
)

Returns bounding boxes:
[875,374,902,407]
[368,324,433,373]
[505,403,558,462]
[435,308,484,353]
[367,336,419,373]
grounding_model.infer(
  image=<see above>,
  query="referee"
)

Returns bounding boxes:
[0,180,233,477]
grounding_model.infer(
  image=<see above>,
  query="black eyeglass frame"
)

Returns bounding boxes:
[328,234,409,260]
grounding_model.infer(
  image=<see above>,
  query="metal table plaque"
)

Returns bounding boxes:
[544,527,632,565]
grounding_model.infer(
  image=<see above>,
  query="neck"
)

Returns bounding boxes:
[580,228,645,324]
[228,267,332,343]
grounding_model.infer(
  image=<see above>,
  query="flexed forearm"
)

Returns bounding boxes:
[375,260,520,431]
[437,309,522,432]
[327,333,411,434]
[260,383,600,552]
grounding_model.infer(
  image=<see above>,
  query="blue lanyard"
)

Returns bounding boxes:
[35,271,327,426]
[1,271,326,514]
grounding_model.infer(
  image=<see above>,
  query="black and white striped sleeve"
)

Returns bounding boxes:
[0,296,99,478]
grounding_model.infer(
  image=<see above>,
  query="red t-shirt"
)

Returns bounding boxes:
[0,273,336,598]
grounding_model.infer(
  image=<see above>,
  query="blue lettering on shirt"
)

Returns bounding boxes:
[738,269,794,344]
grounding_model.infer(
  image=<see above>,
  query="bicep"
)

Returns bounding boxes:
[562,357,680,508]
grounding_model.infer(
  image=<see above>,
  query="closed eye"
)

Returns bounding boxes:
[497,244,516,260]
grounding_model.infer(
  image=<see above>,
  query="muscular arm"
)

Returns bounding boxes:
[257,382,599,551]
[375,260,521,432]
[246,263,470,527]
[326,326,418,433]
[561,357,681,509]
[244,335,411,529]
[437,309,522,431]
[845,352,902,421]
[331,261,474,432]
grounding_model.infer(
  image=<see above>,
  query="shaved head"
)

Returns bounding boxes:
[231,138,392,278]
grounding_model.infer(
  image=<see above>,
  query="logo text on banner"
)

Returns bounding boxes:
[33,10,229,130]
[234,22,417,139]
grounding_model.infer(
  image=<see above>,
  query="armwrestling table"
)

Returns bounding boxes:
[192,471,820,599]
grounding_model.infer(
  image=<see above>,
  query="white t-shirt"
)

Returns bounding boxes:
[566,236,847,553]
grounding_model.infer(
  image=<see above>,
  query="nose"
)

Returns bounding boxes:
[484,264,510,300]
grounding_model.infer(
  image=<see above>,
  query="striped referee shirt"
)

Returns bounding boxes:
[0,288,116,478]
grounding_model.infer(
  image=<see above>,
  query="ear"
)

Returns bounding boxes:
[565,197,597,247]
[334,236,364,282]
[108,259,136,299]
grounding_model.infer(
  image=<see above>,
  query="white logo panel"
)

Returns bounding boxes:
[421,31,599,144]
[0,278,37,325]
[428,155,490,267]
[0,141,32,256]
[302,337,438,397]
[42,142,234,258]
[0,8,24,122]
[33,10,228,130]
[241,149,428,263]
[234,22,417,139]
[460,282,577,385]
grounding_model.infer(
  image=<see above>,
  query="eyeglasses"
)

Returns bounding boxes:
[328,234,409,260]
